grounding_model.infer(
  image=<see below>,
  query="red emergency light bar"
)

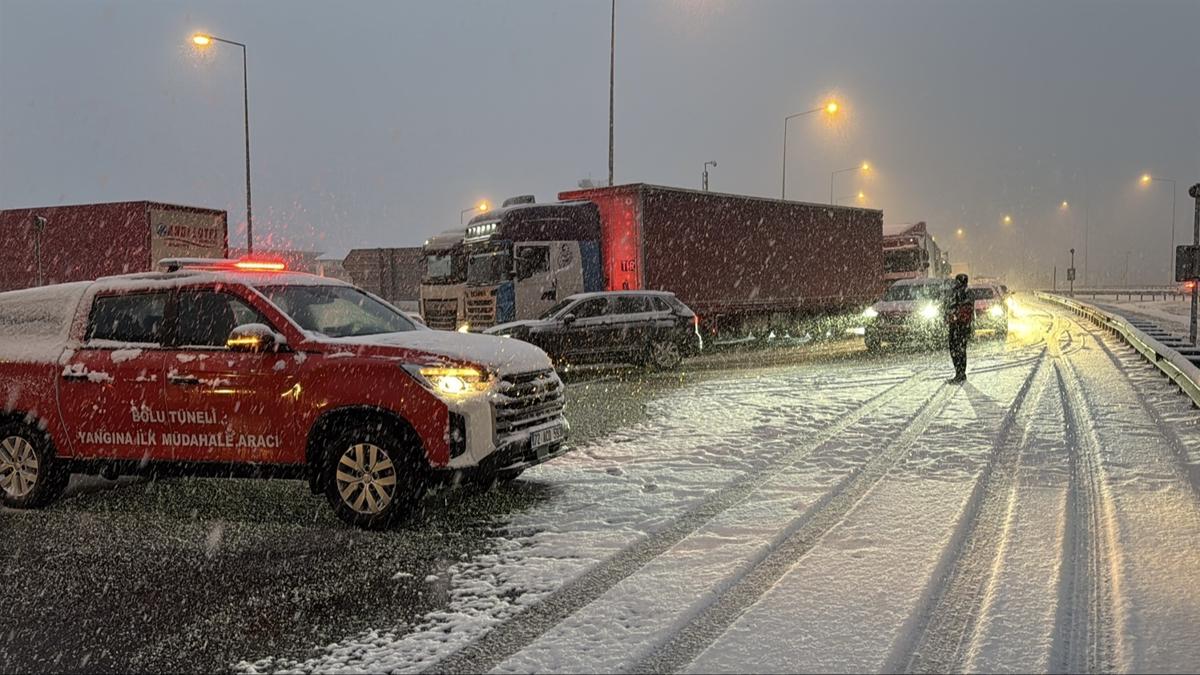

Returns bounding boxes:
[159,257,288,272]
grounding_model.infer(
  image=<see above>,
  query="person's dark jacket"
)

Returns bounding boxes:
[946,285,974,326]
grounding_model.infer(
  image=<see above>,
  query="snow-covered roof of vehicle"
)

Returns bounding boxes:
[0,281,91,363]
[563,290,679,301]
[890,277,948,287]
[882,222,928,238]
[90,268,353,292]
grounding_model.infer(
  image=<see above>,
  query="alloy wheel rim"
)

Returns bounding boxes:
[0,436,39,499]
[335,443,398,515]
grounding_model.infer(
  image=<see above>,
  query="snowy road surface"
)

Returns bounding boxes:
[5,297,1200,674]
[231,298,1200,674]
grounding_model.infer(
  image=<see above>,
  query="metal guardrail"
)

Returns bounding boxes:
[1035,292,1200,409]
[1035,288,1186,302]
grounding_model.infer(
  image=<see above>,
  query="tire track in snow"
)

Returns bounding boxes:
[1073,315,1200,501]
[632,381,959,675]
[901,340,1052,673]
[1052,348,1124,674]
[428,371,929,675]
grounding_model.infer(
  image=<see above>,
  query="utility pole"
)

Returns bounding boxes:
[1069,247,1075,297]
[1189,183,1200,344]
[608,0,615,187]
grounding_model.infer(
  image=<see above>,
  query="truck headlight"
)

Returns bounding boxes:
[989,304,1004,319]
[403,365,490,397]
[862,307,879,319]
[920,303,940,320]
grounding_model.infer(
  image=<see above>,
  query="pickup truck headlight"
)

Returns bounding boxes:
[920,303,940,320]
[403,365,490,397]
[989,304,1005,319]
[862,307,879,319]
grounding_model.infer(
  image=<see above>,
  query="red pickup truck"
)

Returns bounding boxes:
[0,259,568,528]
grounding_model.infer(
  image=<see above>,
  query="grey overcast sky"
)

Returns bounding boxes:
[2,0,1197,285]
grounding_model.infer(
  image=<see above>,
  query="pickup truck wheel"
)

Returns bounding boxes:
[647,340,683,370]
[0,423,69,509]
[322,431,421,530]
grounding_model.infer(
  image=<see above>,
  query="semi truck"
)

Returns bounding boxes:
[0,201,228,292]
[419,229,469,331]
[342,246,424,311]
[881,221,949,285]
[457,184,882,338]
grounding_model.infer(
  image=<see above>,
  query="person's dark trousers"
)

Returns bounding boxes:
[948,325,971,379]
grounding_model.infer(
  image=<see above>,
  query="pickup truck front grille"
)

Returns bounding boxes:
[423,299,459,331]
[493,368,565,438]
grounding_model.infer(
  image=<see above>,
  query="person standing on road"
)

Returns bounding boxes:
[945,273,974,383]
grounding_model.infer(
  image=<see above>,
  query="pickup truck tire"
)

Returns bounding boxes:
[321,428,423,530]
[0,422,69,509]
[646,339,683,370]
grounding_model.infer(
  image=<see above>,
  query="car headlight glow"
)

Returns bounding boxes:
[404,365,489,397]
[862,307,879,319]
[456,322,471,333]
[989,304,1004,318]
[920,303,940,320]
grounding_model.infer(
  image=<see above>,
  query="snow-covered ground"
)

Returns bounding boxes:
[240,299,1200,674]
[1097,297,1194,335]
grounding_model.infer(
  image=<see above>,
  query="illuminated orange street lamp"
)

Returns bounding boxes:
[1002,214,1013,225]
[190,32,253,252]
[781,99,840,199]
[1061,200,1069,210]
[831,160,871,204]
[1139,172,1178,280]
[956,227,965,238]
[461,201,490,224]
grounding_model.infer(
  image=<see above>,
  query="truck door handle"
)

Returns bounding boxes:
[61,372,90,382]
[168,374,201,386]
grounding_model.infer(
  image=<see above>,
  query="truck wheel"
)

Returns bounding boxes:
[0,422,69,509]
[646,340,683,370]
[322,428,423,530]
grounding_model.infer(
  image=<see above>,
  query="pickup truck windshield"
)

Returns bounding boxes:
[258,285,416,338]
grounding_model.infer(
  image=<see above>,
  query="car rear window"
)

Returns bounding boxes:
[86,292,168,344]
[612,295,650,315]
[663,295,694,315]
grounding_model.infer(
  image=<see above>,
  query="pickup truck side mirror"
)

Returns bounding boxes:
[227,323,287,352]
[561,313,577,326]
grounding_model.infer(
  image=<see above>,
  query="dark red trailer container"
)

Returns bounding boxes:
[0,201,228,291]
[558,184,882,325]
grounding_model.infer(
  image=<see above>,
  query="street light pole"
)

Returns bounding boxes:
[193,34,252,253]
[702,161,717,191]
[608,0,615,187]
[1143,175,1178,282]
[781,101,837,200]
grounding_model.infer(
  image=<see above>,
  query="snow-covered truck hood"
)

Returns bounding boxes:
[318,329,553,376]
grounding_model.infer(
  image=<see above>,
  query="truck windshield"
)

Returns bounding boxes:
[258,285,416,338]
[467,251,510,285]
[884,248,926,274]
[424,253,459,283]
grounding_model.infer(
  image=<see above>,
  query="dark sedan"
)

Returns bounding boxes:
[484,291,702,369]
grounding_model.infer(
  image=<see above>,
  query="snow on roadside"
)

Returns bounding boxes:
[235,366,907,674]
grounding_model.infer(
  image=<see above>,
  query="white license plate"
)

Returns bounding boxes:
[530,423,565,449]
